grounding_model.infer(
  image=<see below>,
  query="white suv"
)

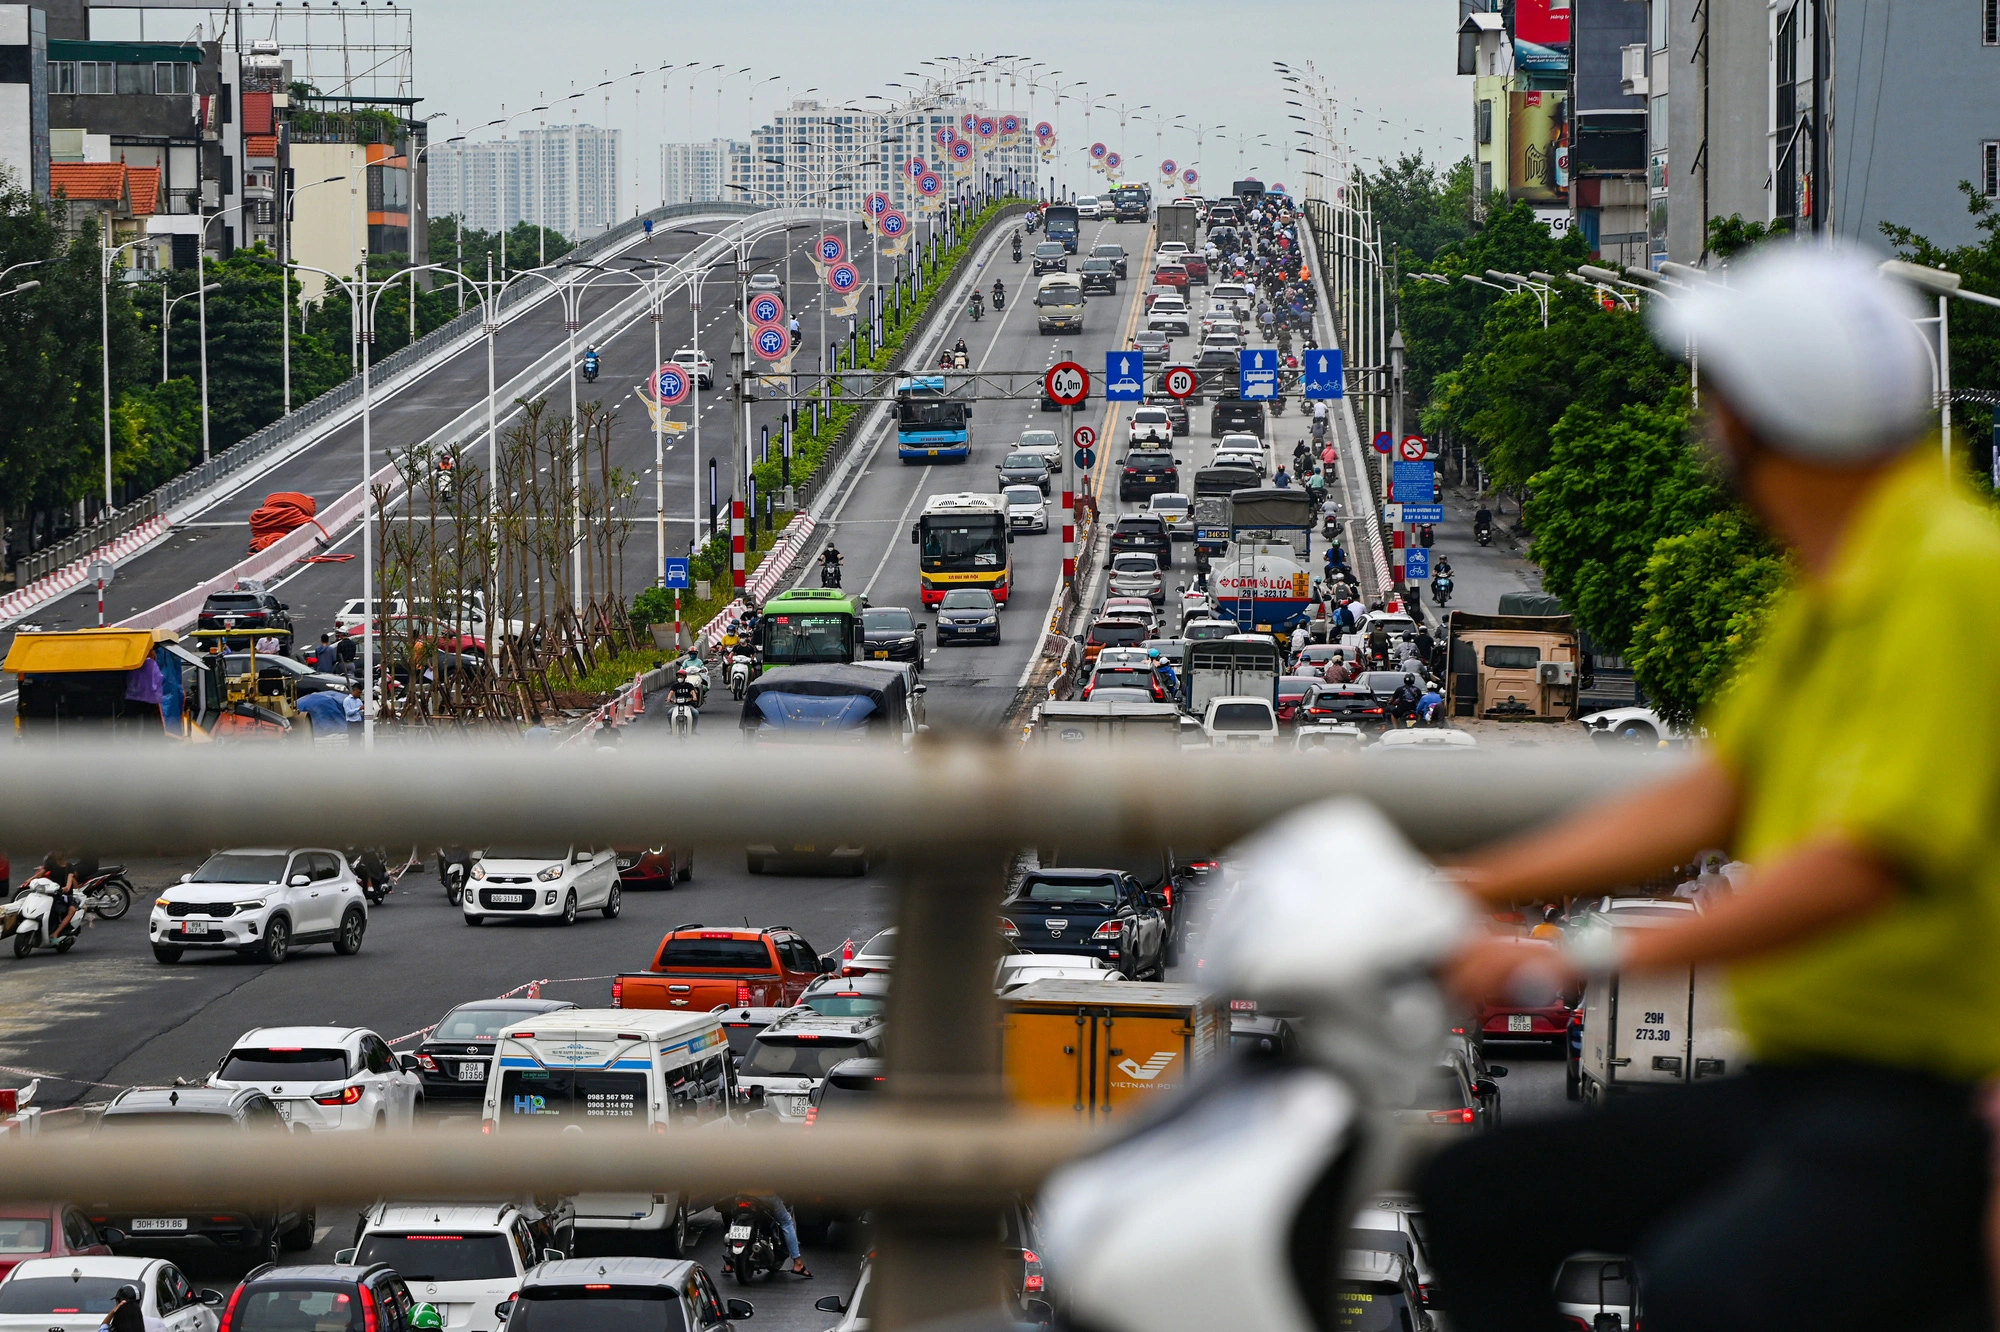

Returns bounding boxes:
[465,845,620,926]
[738,1010,886,1126]
[207,1025,422,1130]
[343,1202,566,1330]
[150,848,367,964]
[1129,407,1174,445]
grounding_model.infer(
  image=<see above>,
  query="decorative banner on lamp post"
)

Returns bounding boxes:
[906,157,926,181]
[1160,158,1177,178]
[818,234,846,265]
[752,323,789,362]
[1000,114,1022,142]
[1105,151,1121,173]
[748,292,785,328]
[950,139,973,167]
[1089,142,1107,164]
[1183,167,1199,186]
[976,117,996,141]
[878,209,910,254]
[653,363,690,407]
[826,261,858,294]
[917,171,943,201]
[864,192,890,217]
[1035,121,1054,143]
[935,126,955,149]
[961,112,977,133]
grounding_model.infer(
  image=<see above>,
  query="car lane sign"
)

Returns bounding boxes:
[1074,447,1096,470]
[748,293,784,327]
[1373,431,1393,455]
[1238,349,1279,401]
[1046,362,1089,405]
[1104,351,1145,401]
[1163,366,1198,399]
[655,365,690,406]
[662,558,691,590]
[1074,425,1098,449]
[1303,348,1344,399]
[1399,435,1427,461]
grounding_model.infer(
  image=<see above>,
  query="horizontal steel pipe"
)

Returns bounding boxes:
[0,1117,1091,1210]
[0,740,1684,856]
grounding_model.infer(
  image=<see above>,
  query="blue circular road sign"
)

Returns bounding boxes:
[1074,447,1096,471]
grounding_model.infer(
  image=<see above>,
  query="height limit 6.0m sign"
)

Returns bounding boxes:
[1045,361,1089,406]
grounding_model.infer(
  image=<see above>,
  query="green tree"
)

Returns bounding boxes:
[1626,509,1790,728]
[1421,293,1684,491]
[1524,397,1718,657]
[1367,152,1476,264]
[1707,213,1789,260]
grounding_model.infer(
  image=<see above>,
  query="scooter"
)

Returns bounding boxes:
[7,878,112,958]
[436,847,472,907]
[582,356,600,384]
[728,650,758,701]
[970,297,984,322]
[350,848,393,906]
[993,288,1006,312]
[1419,523,1435,549]
[1475,522,1493,548]
[680,657,712,708]
[668,700,699,738]
[723,1196,785,1286]
[1432,573,1455,607]
[1012,239,1023,263]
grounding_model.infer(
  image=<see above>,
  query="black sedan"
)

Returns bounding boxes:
[936,589,1001,645]
[1032,242,1069,275]
[999,869,1167,980]
[997,451,1052,494]
[1298,681,1390,729]
[411,997,579,1101]
[222,652,348,696]
[862,605,925,667]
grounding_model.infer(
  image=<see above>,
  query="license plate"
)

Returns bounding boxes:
[1507,1015,1533,1032]
[490,893,523,904]
[873,651,889,659]
[457,1062,486,1081]
[1143,475,1158,482]
[927,449,938,457]
[182,920,210,935]
[276,1101,293,1121]
[789,1096,812,1116]
[132,1219,187,1232]
[791,845,816,853]
[727,1225,752,1241]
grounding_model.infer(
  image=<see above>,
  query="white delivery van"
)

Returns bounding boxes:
[1577,917,1748,1104]
[481,1010,734,1253]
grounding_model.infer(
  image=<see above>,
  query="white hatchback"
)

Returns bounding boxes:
[1004,485,1049,534]
[207,1025,423,1130]
[0,1256,222,1332]
[150,848,367,965]
[465,845,621,926]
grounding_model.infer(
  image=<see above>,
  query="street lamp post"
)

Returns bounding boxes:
[100,236,152,510]
[1879,260,2000,473]
[161,281,220,381]
[193,202,248,465]
[282,173,347,414]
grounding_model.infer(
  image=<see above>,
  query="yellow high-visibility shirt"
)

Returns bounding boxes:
[1707,451,2000,1079]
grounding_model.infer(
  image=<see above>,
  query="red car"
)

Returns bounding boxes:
[1275,676,1320,726]
[0,1205,113,1280]
[1179,253,1210,285]
[1153,264,1189,290]
[615,847,694,888]
[1474,940,1575,1048]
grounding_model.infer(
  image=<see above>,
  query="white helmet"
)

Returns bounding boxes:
[1649,242,1932,463]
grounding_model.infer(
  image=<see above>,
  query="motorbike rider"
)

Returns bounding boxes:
[1435,556,1455,581]
[1417,680,1447,726]
[991,278,1005,308]
[721,1191,812,1279]
[348,846,389,899]
[582,345,600,379]
[1012,231,1023,261]
[1148,648,1179,698]
[664,665,703,731]
[37,855,79,942]
[820,543,844,586]
[1474,505,1494,536]
[970,290,984,319]
[1389,673,1423,724]
[787,316,801,348]
[1272,465,1292,489]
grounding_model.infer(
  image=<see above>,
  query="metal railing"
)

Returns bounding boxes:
[14,202,769,587]
[0,740,1669,1328]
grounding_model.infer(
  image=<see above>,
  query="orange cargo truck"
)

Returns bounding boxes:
[1000,979,1223,1121]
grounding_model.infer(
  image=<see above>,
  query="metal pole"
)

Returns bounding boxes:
[1940,294,1953,472]
[653,292,666,584]
[197,241,212,462]
[732,286,749,600]
[281,174,291,413]
[100,243,113,509]
[360,265,375,747]
[692,270,705,547]
[1062,402,1076,585]
[567,291,583,596]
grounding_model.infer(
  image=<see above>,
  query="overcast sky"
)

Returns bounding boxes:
[410,0,1468,202]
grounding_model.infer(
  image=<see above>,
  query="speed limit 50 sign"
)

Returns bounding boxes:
[1163,366,1198,399]
[1045,361,1090,406]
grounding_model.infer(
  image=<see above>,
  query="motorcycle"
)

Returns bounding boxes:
[436,847,472,907]
[5,878,114,958]
[680,657,712,708]
[1475,521,1493,548]
[1419,523,1435,549]
[970,297,984,322]
[820,559,843,589]
[1012,240,1023,263]
[668,700,699,738]
[1432,573,1455,607]
[992,287,1006,311]
[724,1195,785,1286]
[349,847,394,906]
[582,355,600,384]
[728,650,758,701]
[952,349,970,371]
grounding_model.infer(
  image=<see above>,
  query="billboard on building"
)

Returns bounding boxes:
[1507,91,1569,204]
[1512,0,1571,72]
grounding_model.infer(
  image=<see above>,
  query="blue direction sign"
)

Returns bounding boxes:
[1238,348,1279,401]
[1405,548,1430,581]
[1074,447,1096,471]
[1400,504,1445,524]
[1104,351,1145,401]
[1392,461,1436,503]
[662,557,691,590]
[1303,348,1344,399]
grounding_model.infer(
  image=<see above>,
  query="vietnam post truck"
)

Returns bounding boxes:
[1001,979,1222,1121]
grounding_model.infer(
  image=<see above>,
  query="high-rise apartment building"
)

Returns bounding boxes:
[732,97,1037,212]
[430,122,621,239]
[661,137,746,206]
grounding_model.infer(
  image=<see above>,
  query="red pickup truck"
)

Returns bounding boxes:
[613,925,832,1011]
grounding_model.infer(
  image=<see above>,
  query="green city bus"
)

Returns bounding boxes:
[757,589,862,669]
